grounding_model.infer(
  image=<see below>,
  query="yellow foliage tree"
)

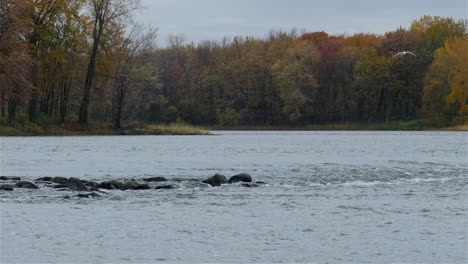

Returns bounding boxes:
[423,36,468,124]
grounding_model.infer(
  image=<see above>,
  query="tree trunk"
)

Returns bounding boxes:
[60,80,71,123]
[8,99,17,124]
[385,96,393,124]
[79,19,103,124]
[29,91,39,122]
[113,83,125,129]
[1,91,5,118]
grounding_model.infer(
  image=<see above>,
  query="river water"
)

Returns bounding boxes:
[0,131,467,263]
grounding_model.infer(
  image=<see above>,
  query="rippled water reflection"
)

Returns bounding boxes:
[1,131,467,263]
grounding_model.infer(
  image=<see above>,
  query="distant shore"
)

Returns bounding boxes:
[0,120,466,136]
[0,123,210,136]
[210,121,468,132]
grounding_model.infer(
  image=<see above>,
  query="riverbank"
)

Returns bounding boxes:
[212,120,468,132]
[1,119,466,136]
[0,123,210,136]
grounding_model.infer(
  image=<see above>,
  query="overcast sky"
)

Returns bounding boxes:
[135,0,467,46]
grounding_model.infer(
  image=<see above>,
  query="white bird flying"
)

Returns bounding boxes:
[394,51,417,57]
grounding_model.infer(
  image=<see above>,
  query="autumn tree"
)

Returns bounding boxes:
[79,0,141,124]
[111,26,157,128]
[272,41,320,123]
[353,52,402,123]
[423,36,468,125]
[0,0,33,123]
[28,0,86,122]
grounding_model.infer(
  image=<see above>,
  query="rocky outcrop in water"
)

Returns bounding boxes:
[0,172,265,197]
[35,177,53,182]
[124,181,151,190]
[52,177,70,185]
[76,192,101,198]
[67,177,88,191]
[155,184,179,190]
[228,173,252,183]
[84,181,100,189]
[0,176,21,181]
[142,177,168,182]
[0,184,14,191]
[97,180,151,191]
[15,181,39,189]
[239,182,260,188]
[202,174,228,187]
[98,180,125,190]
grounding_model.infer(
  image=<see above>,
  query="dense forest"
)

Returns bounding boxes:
[0,0,467,130]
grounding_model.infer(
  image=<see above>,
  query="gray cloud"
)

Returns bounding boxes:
[135,0,467,46]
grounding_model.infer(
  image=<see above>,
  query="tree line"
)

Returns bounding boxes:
[1,0,467,129]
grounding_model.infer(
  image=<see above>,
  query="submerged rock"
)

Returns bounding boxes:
[52,177,70,185]
[124,181,151,190]
[142,177,168,182]
[85,181,100,189]
[155,184,179,190]
[76,192,101,198]
[0,184,14,191]
[48,177,88,191]
[202,174,228,187]
[239,182,260,188]
[0,176,21,181]
[35,177,53,182]
[98,180,125,190]
[182,181,211,189]
[172,178,200,182]
[15,181,39,189]
[228,173,252,183]
[67,177,88,191]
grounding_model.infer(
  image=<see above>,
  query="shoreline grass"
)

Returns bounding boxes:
[0,123,210,136]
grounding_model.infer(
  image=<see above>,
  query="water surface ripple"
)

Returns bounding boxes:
[0,131,467,263]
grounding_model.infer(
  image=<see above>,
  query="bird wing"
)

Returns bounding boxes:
[394,51,417,57]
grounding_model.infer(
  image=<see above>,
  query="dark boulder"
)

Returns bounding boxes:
[66,177,88,191]
[0,176,21,181]
[98,180,126,190]
[98,182,117,190]
[155,184,179,190]
[0,184,14,191]
[35,177,53,182]
[124,181,151,190]
[228,173,252,184]
[202,174,228,187]
[240,182,260,188]
[85,181,100,189]
[52,177,70,185]
[142,177,168,182]
[15,181,39,189]
[76,192,101,198]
